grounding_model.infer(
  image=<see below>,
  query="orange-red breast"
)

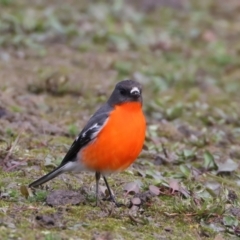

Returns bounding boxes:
[29,80,146,206]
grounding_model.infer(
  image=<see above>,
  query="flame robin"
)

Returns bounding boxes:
[29,80,146,206]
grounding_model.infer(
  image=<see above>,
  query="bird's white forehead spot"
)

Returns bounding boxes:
[130,87,140,94]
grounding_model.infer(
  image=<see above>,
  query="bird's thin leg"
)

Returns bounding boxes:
[103,175,122,207]
[95,172,101,206]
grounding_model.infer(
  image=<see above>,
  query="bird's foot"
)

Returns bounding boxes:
[106,195,124,207]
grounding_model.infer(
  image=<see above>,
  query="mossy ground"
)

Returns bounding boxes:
[0,0,240,239]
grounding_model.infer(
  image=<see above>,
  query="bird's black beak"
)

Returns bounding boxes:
[131,90,140,97]
[130,87,141,97]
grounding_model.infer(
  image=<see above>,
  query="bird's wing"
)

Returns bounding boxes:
[28,103,113,188]
[60,103,112,166]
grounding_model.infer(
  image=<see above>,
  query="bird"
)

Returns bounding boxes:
[29,80,146,206]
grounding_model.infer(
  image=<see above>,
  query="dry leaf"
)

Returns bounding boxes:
[20,185,29,199]
[217,159,238,173]
[169,179,179,193]
[149,185,160,196]
[131,197,141,206]
[123,182,140,195]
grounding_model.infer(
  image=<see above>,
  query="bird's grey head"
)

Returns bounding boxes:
[108,80,142,106]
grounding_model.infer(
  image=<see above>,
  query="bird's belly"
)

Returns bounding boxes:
[79,102,146,173]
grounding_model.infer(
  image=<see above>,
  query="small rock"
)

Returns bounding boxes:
[46,190,85,207]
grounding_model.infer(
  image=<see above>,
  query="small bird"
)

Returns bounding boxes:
[29,80,146,206]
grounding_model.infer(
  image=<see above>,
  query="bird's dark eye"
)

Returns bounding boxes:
[119,89,127,95]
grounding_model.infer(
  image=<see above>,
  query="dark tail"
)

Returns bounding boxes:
[29,165,65,188]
